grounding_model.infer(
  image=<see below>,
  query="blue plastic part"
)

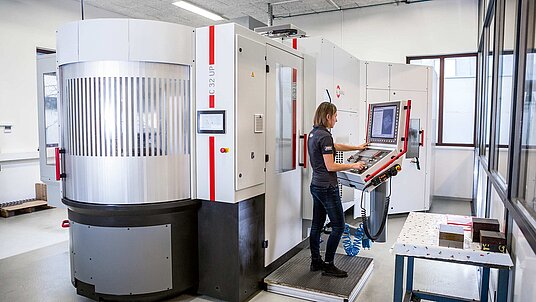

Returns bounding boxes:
[341,223,372,257]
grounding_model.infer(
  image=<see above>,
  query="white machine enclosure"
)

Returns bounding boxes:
[295,38,437,218]
[195,23,266,203]
[360,61,437,214]
[297,37,361,220]
[195,23,305,267]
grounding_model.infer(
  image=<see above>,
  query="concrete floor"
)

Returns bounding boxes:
[0,198,479,302]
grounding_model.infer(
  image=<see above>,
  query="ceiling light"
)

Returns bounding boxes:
[172,1,224,21]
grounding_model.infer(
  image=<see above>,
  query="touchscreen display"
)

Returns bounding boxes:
[371,105,397,139]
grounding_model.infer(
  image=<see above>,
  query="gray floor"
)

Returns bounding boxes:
[0,198,478,302]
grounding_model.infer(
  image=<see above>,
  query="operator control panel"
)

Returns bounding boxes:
[337,100,410,191]
[346,148,390,174]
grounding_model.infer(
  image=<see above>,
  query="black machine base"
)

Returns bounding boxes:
[64,198,200,302]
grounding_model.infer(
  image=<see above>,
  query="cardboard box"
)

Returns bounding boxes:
[480,230,506,253]
[35,183,47,201]
[439,224,464,249]
[472,217,499,242]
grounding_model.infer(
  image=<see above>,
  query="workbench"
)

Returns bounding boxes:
[392,212,513,302]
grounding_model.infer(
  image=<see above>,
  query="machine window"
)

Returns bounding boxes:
[275,64,296,173]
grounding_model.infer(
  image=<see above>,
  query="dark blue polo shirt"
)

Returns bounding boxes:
[308,126,338,187]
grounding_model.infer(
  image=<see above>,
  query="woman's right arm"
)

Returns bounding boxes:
[323,154,366,172]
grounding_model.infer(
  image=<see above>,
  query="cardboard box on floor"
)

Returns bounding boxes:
[35,183,47,201]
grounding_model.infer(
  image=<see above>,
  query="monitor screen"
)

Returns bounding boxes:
[371,105,397,139]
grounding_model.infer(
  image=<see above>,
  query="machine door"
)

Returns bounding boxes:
[36,54,62,207]
[389,90,429,213]
[265,45,303,266]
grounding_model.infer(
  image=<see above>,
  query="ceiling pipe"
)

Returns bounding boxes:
[268,3,273,26]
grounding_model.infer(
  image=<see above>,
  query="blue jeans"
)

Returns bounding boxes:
[309,184,345,263]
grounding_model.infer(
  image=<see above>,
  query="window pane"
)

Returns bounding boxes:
[518,4,536,220]
[44,72,59,165]
[443,57,476,144]
[484,18,495,159]
[476,164,488,218]
[496,0,518,183]
[275,64,296,173]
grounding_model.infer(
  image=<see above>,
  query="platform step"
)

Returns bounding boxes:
[0,199,51,218]
[265,249,373,302]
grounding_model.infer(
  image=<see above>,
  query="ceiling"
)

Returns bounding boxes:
[82,0,429,27]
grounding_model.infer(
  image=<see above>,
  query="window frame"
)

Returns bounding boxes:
[407,53,478,147]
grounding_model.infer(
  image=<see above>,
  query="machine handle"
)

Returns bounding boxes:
[419,129,425,146]
[55,147,66,181]
[55,147,61,181]
[299,133,308,168]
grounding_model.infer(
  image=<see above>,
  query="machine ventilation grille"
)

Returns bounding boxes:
[336,151,344,197]
[64,76,190,157]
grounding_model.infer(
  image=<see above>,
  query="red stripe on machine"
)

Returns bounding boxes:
[209,136,216,201]
[209,25,215,65]
[292,38,297,49]
[365,104,371,143]
[209,95,215,108]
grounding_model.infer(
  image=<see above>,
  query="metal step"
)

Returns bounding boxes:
[265,249,374,302]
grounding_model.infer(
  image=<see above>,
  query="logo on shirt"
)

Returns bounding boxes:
[324,146,333,152]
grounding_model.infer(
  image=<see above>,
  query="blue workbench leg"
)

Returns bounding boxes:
[406,256,414,293]
[480,267,490,302]
[393,255,404,302]
[496,268,509,302]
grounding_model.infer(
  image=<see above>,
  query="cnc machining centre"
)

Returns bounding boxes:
[56,19,198,301]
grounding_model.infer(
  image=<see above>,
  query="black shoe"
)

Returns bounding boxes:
[322,262,348,278]
[310,258,325,272]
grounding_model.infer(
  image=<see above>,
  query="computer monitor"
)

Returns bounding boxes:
[367,102,400,144]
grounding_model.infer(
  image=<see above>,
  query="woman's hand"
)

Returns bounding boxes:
[351,161,367,171]
[357,143,369,150]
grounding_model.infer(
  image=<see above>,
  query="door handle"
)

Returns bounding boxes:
[419,129,424,146]
[55,147,66,181]
[299,133,308,168]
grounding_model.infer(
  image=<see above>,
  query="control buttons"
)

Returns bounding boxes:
[220,147,230,153]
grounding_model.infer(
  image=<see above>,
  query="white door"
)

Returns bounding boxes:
[389,90,428,213]
[37,54,62,207]
[265,45,303,266]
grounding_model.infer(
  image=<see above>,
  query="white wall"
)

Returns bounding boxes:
[433,147,474,199]
[277,0,478,199]
[0,0,124,203]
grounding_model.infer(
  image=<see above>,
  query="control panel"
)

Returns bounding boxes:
[337,100,411,191]
[346,148,390,174]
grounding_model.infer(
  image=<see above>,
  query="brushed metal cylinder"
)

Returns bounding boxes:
[59,61,191,204]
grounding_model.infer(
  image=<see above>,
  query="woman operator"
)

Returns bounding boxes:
[308,102,367,278]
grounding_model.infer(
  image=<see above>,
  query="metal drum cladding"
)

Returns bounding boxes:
[60,61,191,204]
